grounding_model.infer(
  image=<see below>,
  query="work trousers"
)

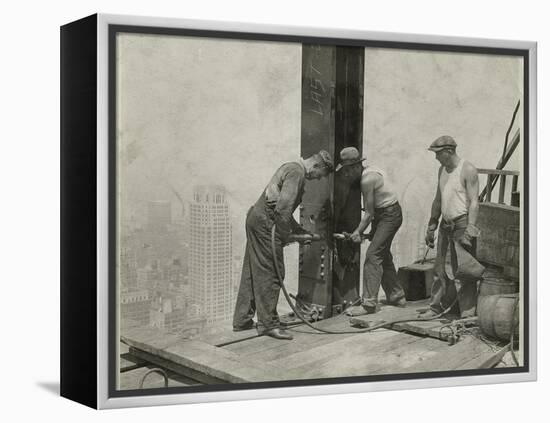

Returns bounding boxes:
[362,202,405,309]
[232,206,285,334]
[429,215,481,318]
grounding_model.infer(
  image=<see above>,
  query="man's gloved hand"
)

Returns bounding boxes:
[459,223,481,248]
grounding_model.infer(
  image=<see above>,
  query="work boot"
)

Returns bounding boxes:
[233,321,256,332]
[390,298,407,308]
[264,328,293,340]
[418,309,440,319]
[345,304,376,317]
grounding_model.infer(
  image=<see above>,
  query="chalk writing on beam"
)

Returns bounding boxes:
[310,92,324,115]
[308,53,325,116]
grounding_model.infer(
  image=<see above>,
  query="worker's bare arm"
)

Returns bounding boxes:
[429,167,443,226]
[425,167,443,247]
[463,161,480,227]
[351,173,377,243]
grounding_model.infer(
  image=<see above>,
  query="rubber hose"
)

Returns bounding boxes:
[271,225,458,335]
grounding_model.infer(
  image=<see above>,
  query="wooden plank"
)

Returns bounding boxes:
[224,315,359,357]
[118,365,197,390]
[129,348,224,385]
[498,175,507,204]
[456,344,510,370]
[356,336,452,376]
[198,327,259,347]
[512,175,519,192]
[496,349,521,368]
[231,329,357,361]
[273,330,404,373]
[120,352,147,372]
[479,128,520,201]
[121,326,182,353]
[477,202,520,275]
[485,174,493,202]
[258,317,366,361]
[121,325,284,383]
[282,331,448,379]
[477,169,519,176]
[409,335,494,373]
[348,299,432,330]
[393,320,452,341]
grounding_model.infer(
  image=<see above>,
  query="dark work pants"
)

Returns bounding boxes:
[362,202,405,308]
[429,216,480,318]
[233,206,285,334]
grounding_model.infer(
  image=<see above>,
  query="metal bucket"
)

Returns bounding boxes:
[397,259,435,301]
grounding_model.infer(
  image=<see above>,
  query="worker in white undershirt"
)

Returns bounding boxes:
[422,136,484,318]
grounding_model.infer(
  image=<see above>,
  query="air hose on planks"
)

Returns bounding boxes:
[271,225,458,335]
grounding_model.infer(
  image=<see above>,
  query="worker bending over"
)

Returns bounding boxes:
[337,147,406,316]
[232,151,334,340]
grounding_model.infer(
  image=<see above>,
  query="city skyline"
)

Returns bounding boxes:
[119,185,241,338]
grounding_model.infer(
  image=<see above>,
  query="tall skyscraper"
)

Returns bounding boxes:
[189,185,233,325]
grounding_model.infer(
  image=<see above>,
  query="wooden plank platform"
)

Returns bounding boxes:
[122,326,284,383]
[120,304,509,385]
[198,326,258,347]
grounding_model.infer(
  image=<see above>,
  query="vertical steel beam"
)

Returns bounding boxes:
[298,45,364,318]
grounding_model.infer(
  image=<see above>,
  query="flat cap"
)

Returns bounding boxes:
[428,135,457,152]
[335,147,365,171]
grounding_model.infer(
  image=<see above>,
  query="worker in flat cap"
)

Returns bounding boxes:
[420,135,485,319]
[233,151,334,340]
[336,147,406,316]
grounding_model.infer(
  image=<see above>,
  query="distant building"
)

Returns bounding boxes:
[120,289,151,326]
[136,263,162,291]
[120,242,138,291]
[189,185,234,326]
[149,294,206,336]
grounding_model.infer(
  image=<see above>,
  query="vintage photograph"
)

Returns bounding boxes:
[114,29,525,391]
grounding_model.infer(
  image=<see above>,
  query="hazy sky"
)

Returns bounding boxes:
[364,48,523,265]
[117,33,523,270]
[117,33,301,233]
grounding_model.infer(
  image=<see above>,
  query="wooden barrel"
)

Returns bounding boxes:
[477,293,519,341]
[479,277,519,297]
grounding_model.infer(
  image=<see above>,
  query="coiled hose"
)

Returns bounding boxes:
[271,225,458,335]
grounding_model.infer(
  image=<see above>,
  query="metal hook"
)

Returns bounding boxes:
[138,368,169,389]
